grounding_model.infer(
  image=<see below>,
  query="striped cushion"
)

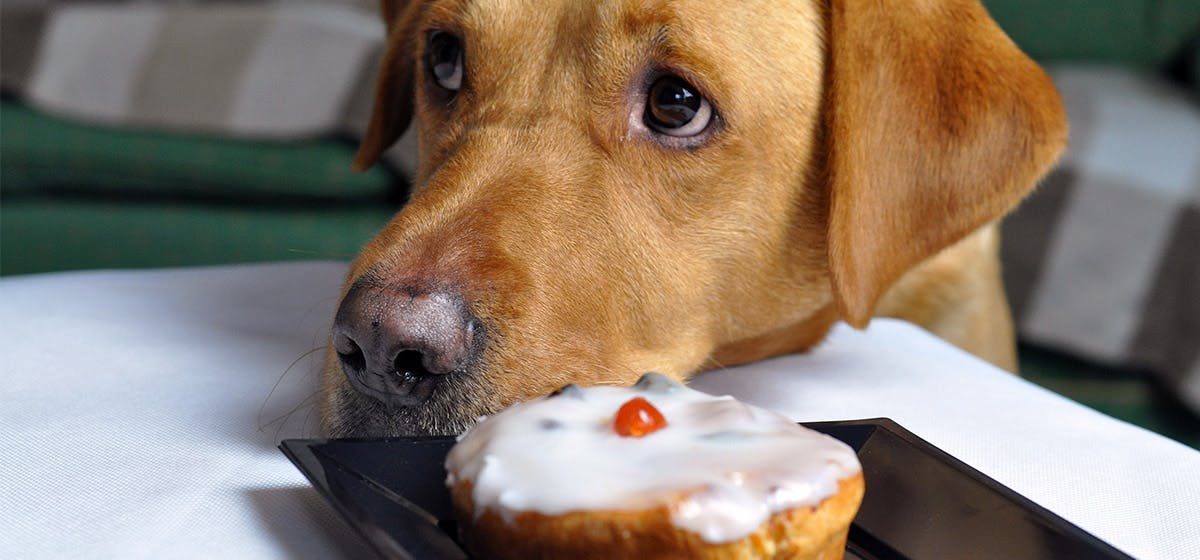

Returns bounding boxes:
[0,0,417,175]
[0,197,396,275]
[0,102,396,201]
[1002,66,1200,414]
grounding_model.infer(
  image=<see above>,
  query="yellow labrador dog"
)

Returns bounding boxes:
[321,0,1067,436]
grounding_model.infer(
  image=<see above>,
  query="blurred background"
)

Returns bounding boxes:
[1,0,1197,447]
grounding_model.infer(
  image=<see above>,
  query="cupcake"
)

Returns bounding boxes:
[445,373,864,559]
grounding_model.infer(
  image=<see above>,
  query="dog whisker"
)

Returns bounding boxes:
[264,390,322,440]
[300,397,320,438]
[284,248,360,260]
[258,346,325,433]
[700,355,730,373]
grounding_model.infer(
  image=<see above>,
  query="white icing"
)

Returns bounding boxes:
[444,379,861,544]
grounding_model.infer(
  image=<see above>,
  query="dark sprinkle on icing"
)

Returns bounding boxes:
[634,371,682,393]
[698,430,753,441]
[539,418,564,430]
[548,384,585,399]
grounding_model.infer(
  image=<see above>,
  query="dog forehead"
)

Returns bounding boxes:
[435,0,822,84]
[444,0,671,29]
[441,0,659,60]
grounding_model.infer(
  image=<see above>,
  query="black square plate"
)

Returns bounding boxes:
[281,418,1132,559]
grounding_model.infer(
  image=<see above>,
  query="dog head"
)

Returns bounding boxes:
[321,0,1066,436]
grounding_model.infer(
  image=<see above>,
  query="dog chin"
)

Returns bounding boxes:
[322,383,488,438]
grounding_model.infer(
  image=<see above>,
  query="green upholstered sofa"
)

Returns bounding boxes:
[3,0,1195,276]
[1,102,402,274]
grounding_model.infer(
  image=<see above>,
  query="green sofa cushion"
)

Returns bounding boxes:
[985,0,1200,67]
[0,102,396,202]
[1,196,396,275]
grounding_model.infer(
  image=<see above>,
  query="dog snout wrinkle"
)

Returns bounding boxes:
[332,282,481,406]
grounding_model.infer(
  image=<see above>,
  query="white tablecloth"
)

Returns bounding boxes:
[1,262,1196,559]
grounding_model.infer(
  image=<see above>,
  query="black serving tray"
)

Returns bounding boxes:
[281,418,1132,560]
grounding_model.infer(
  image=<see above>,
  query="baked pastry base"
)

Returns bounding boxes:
[451,473,864,560]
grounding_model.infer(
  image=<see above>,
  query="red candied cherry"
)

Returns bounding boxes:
[613,397,668,437]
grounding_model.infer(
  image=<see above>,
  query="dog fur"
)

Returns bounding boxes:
[320,0,1067,437]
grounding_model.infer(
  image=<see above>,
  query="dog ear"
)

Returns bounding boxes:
[824,0,1068,327]
[353,0,423,171]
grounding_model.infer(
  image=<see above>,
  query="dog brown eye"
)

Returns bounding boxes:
[428,31,463,92]
[645,76,712,137]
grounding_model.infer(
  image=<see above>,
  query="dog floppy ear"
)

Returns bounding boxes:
[353,0,424,171]
[824,0,1068,327]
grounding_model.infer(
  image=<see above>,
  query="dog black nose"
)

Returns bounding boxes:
[332,282,481,406]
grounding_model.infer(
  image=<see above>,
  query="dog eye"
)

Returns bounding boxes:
[644,75,712,137]
[428,31,463,92]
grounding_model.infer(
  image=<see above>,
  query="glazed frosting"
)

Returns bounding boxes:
[444,373,861,544]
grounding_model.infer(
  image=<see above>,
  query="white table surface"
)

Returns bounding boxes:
[2,261,1196,559]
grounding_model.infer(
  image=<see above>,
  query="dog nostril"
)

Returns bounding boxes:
[393,349,435,381]
[334,333,366,372]
[333,282,482,406]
